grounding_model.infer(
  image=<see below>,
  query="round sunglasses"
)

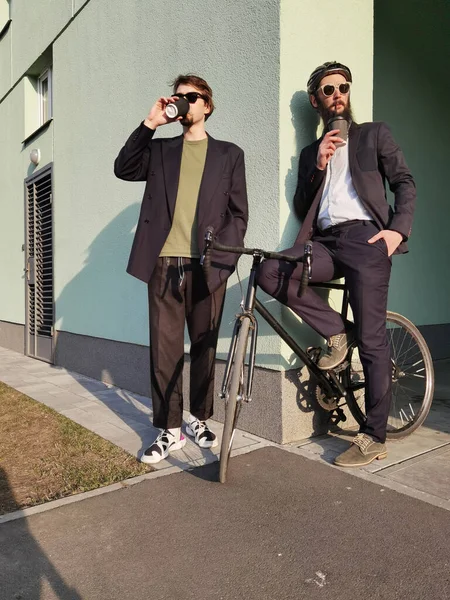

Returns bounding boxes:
[318,82,351,97]
[174,92,208,104]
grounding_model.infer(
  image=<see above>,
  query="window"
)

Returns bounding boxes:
[38,68,52,125]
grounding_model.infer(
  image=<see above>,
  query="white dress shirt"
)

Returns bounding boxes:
[317,139,372,231]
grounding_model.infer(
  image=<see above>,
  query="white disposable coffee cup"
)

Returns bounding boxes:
[165,97,189,119]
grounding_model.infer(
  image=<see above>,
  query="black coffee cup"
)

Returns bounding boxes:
[327,115,349,147]
[165,97,189,119]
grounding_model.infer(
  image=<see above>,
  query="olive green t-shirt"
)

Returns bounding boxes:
[159,137,208,258]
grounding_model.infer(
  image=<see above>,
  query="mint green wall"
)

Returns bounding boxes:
[9,0,71,82]
[0,2,9,28]
[0,27,11,99]
[374,0,450,325]
[0,86,25,325]
[278,0,374,367]
[74,1,89,12]
[0,80,54,325]
[0,0,281,365]
[0,0,379,371]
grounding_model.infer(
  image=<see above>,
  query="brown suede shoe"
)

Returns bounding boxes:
[318,330,355,370]
[334,433,387,468]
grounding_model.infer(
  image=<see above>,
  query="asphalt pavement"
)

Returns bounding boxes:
[1,447,449,600]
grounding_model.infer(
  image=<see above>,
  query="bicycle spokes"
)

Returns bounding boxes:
[344,312,434,438]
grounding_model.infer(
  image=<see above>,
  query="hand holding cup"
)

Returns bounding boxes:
[144,96,184,130]
[316,129,346,170]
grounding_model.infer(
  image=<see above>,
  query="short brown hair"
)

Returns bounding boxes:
[170,74,215,120]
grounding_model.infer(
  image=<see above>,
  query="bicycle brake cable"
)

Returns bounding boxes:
[237,261,245,311]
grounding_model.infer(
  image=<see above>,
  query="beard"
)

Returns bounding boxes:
[180,113,193,127]
[318,98,354,128]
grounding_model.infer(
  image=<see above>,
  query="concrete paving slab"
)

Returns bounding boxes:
[88,422,142,445]
[92,388,153,414]
[294,429,450,476]
[35,392,93,412]
[0,378,30,389]
[18,362,56,372]
[60,406,106,426]
[43,389,97,404]
[364,428,450,473]
[14,382,62,395]
[91,394,152,420]
[56,379,112,395]
[0,374,42,386]
[379,447,450,500]
[106,415,151,434]
[39,373,90,385]
[73,399,106,410]
[15,390,61,407]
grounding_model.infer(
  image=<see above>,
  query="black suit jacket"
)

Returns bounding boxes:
[293,121,416,254]
[114,122,248,293]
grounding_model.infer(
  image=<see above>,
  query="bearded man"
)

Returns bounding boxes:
[258,62,416,467]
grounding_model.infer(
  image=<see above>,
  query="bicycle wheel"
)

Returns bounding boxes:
[343,311,434,439]
[219,317,251,483]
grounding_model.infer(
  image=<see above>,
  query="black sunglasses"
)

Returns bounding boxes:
[174,92,207,104]
[318,82,351,97]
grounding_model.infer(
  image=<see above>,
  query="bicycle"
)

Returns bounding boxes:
[201,229,435,483]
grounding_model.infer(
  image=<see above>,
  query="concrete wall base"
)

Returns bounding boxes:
[0,321,25,354]
[1,324,449,443]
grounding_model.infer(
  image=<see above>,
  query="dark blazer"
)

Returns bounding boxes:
[293,121,416,254]
[114,122,248,293]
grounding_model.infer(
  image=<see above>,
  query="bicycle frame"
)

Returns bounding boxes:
[220,254,351,404]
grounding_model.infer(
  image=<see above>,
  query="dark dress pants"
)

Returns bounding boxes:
[148,257,226,429]
[258,220,392,443]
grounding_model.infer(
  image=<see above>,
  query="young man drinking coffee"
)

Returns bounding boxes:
[114,74,248,464]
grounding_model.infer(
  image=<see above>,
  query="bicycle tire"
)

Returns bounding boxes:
[219,317,251,483]
[343,311,434,439]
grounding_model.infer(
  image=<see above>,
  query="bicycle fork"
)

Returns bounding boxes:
[220,313,258,403]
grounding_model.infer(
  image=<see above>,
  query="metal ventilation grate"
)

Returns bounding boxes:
[26,172,53,338]
[27,183,36,336]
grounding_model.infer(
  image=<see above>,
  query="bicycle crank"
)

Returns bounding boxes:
[314,360,350,411]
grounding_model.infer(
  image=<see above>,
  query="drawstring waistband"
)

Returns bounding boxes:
[177,257,185,288]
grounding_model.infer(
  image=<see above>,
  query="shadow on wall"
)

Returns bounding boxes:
[280,90,327,357]
[0,467,83,599]
[281,89,319,251]
[54,203,145,345]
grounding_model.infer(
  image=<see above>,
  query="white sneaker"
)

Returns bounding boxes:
[140,430,186,464]
[186,418,218,449]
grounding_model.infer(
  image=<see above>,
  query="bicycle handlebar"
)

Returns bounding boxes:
[209,239,304,263]
[200,227,313,297]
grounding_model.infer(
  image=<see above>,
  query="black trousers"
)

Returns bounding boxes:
[148,257,226,429]
[258,220,392,443]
